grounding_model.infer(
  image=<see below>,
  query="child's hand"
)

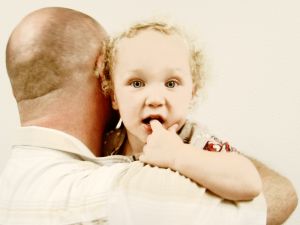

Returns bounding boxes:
[139,120,184,169]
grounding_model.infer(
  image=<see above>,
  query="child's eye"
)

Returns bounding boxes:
[130,80,145,88]
[165,80,178,88]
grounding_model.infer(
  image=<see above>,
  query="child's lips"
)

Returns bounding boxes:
[141,115,165,125]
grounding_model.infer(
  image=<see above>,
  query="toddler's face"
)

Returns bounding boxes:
[112,30,194,144]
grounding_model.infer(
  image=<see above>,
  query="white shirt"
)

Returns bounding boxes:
[0,126,266,225]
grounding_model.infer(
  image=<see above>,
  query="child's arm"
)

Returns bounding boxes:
[139,120,262,201]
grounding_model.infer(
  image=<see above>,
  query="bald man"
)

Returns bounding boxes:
[0,7,297,225]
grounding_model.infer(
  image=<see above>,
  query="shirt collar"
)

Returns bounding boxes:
[14,126,97,159]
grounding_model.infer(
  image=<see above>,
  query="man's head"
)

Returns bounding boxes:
[101,21,205,146]
[6,7,112,155]
[7,7,106,102]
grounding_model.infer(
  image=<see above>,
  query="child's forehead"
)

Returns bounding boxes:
[115,29,188,51]
[113,29,191,74]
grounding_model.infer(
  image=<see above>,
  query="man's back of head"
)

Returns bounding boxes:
[7,7,106,102]
[6,7,111,155]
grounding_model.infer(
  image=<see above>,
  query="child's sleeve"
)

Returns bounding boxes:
[179,120,239,153]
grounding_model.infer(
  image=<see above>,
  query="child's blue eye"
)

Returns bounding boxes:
[130,80,145,88]
[165,80,177,88]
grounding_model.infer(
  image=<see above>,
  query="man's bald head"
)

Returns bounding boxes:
[6,7,107,101]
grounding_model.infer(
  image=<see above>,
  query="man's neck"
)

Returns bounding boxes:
[21,112,104,156]
[18,87,110,157]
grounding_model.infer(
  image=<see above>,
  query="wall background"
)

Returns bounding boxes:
[0,0,299,224]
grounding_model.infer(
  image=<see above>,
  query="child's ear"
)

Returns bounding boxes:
[111,93,119,110]
[192,85,197,97]
[95,53,105,78]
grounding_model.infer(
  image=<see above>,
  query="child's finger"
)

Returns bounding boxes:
[168,124,178,133]
[149,119,164,132]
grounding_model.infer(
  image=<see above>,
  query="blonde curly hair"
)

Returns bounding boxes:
[101,20,205,96]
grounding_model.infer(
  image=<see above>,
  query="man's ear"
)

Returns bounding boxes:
[111,93,119,110]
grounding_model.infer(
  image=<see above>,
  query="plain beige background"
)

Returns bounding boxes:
[0,0,299,224]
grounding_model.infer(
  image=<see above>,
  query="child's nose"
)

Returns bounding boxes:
[145,91,166,108]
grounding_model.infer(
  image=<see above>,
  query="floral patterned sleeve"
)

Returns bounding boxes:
[202,135,238,152]
[178,120,239,153]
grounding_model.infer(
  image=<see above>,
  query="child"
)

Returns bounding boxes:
[99,21,262,201]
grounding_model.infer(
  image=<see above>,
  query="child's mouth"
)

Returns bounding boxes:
[142,115,165,125]
[142,115,165,133]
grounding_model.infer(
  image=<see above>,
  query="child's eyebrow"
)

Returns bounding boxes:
[127,69,146,77]
[165,68,189,75]
[124,69,147,80]
[124,68,189,80]
[129,69,144,74]
[129,68,185,73]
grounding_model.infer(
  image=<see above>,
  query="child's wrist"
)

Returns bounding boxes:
[171,143,189,172]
